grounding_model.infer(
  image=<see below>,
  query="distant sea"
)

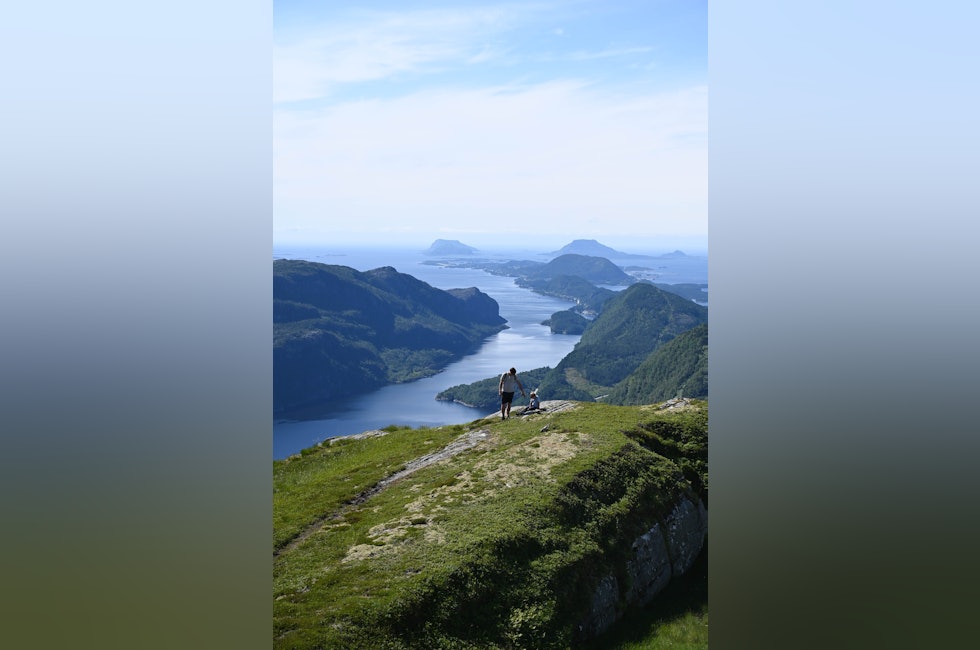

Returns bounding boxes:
[272,244,707,459]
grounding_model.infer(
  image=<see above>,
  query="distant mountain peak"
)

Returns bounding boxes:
[552,239,623,257]
[425,239,478,255]
[529,253,633,285]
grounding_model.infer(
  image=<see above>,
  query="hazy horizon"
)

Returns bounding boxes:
[272,233,708,257]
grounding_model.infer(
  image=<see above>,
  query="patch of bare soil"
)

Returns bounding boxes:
[278,401,584,560]
[276,428,492,558]
[342,429,589,564]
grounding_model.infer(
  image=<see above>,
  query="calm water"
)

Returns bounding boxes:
[273,246,581,459]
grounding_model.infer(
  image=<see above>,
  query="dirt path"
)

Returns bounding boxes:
[274,427,493,558]
[275,401,580,559]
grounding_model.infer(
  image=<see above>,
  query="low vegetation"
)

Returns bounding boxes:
[273,401,707,649]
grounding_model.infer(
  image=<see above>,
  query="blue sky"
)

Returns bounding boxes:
[274,1,707,251]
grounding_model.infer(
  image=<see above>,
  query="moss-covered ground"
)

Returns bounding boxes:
[274,401,707,649]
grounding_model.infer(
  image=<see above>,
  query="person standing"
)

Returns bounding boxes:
[498,367,526,420]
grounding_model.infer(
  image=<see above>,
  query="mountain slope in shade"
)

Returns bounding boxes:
[537,283,708,401]
[606,323,708,404]
[274,259,505,414]
[525,254,633,285]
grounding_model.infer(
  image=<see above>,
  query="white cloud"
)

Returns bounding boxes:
[273,2,707,246]
[274,6,527,103]
[274,81,707,241]
[566,46,655,61]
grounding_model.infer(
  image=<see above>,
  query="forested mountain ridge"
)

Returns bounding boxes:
[274,260,506,414]
[533,283,708,402]
[434,284,708,411]
[525,253,633,285]
[607,323,708,404]
[543,309,590,334]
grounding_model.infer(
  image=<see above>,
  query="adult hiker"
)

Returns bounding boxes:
[498,367,526,420]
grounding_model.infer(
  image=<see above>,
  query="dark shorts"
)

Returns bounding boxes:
[501,391,515,405]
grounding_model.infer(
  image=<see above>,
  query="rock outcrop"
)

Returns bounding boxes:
[579,493,708,639]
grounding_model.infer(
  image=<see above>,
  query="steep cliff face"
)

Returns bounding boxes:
[580,493,707,640]
[446,286,505,325]
[274,401,708,649]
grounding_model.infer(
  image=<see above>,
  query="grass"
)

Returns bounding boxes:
[563,367,611,397]
[273,423,465,551]
[274,401,708,649]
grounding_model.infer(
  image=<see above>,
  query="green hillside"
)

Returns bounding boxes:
[433,284,708,407]
[274,260,506,414]
[274,401,708,649]
[543,309,590,334]
[607,323,708,405]
[537,284,708,401]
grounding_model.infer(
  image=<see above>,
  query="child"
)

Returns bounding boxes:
[528,391,541,410]
[521,391,544,414]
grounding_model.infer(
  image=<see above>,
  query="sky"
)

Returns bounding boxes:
[274,1,707,252]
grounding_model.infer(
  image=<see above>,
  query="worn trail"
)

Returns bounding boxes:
[275,401,579,559]
[274,427,492,559]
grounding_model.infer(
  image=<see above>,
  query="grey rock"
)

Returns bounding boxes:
[579,493,707,641]
[625,523,672,607]
[581,574,620,639]
[664,495,708,575]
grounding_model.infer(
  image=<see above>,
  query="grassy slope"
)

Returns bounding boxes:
[537,284,708,403]
[274,402,707,649]
[607,323,709,405]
